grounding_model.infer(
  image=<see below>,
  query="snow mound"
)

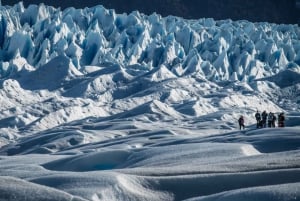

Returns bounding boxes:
[185,183,300,201]
[19,55,83,91]
[0,176,86,201]
[43,149,131,171]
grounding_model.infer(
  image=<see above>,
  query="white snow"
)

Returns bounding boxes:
[0,2,300,201]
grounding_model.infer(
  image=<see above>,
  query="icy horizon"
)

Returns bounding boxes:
[0,2,300,201]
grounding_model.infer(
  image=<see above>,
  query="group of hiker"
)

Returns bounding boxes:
[238,110,285,130]
[255,110,285,128]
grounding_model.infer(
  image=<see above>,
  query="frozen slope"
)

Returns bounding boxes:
[1,126,300,201]
[0,3,300,201]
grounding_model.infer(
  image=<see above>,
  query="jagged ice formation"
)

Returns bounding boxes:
[0,2,299,136]
[0,2,300,81]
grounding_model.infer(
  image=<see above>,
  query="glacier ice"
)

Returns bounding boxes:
[0,3,299,133]
[0,3,299,83]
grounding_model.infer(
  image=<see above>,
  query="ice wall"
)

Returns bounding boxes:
[0,3,300,82]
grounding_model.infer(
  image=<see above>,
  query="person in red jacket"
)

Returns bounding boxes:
[278,112,285,127]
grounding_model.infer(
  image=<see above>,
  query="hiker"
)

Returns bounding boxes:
[238,115,245,130]
[261,110,267,128]
[255,111,261,128]
[267,112,277,128]
[278,112,285,127]
[271,113,276,127]
[267,112,274,127]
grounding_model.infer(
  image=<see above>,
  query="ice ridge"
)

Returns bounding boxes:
[0,3,300,82]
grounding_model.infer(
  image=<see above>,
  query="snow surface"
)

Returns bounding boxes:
[0,2,300,201]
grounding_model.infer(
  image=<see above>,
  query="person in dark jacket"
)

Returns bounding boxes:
[261,110,267,128]
[267,112,274,127]
[238,115,245,130]
[278,112,285,127]
[255,111,261,128]
[271,113,277,127]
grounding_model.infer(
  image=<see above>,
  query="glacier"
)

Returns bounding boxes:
[1,2,300,81]
[0,2,300,201]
